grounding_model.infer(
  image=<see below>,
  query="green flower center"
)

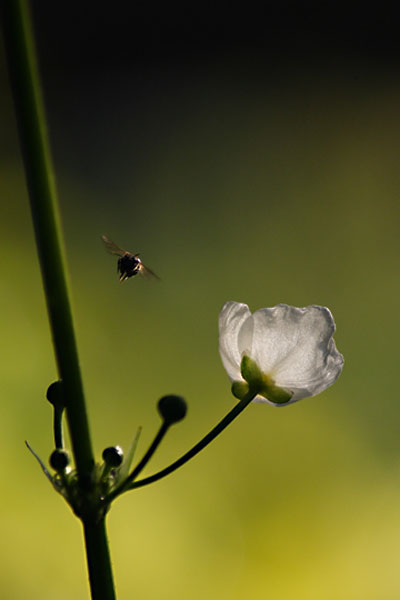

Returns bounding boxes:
[231,355,293,404]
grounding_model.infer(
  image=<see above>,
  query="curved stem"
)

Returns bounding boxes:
[127,421,169,482]
[2,0,94,482]
[129,392,255,490]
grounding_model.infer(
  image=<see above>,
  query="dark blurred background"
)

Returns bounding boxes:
[1,3,400,599]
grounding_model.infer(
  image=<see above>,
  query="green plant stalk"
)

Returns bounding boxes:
[2,0,94,482]
[2,2,116,599]
[84,519,116,600]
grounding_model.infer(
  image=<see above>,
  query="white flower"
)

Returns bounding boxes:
[219,302,344,406]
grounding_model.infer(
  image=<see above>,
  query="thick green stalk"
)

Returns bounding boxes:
[2,0,94,481]
[83,519,117,600]
[2,2,117,599]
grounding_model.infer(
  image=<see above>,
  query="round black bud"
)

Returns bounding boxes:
[46,380,65,410]
[50,449,70,471]
[158,395,187,424]
[102,446,124,467]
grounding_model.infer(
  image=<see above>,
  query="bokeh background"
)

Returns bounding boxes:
[1,3,400,599]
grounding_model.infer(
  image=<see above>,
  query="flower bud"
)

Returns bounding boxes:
[49,449,70,471]
[46,380,65,410]
[102,446,124,468]
[158,395,187,424]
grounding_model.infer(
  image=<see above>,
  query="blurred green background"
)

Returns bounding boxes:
[1,5,400,599]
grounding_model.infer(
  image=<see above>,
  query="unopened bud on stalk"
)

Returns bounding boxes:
[158,395,187,425]
[102,446,124,468]
[46,380,65,411]
[49,449,70,471]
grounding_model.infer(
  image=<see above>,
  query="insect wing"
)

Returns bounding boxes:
[101,235,126,257]
[138,262,160,281]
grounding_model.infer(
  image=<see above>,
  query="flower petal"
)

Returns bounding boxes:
[250,305,343,403]
[218,302,251,381]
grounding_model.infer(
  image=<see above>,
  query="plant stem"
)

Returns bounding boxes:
[83,518,117,600]
[2,0,94,481]
[53,405,65,449]
[2,2,117,598]
[109,421,169,501]
[130,391,255,490]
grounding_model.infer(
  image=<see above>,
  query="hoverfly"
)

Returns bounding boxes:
[101,235,159,282]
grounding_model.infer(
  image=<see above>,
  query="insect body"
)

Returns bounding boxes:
[117,252,142,282]
[101,235,159,282]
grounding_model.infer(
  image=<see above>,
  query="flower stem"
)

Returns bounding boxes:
[83,518,116,600]
[2,2,117,599]
[129,391,255,490]
[53,405,65,449]
[108,421,169,501]
[2,0,94,481]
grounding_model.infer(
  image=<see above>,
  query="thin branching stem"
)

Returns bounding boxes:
[129,391,255,490]
[53,405,65,449]
[108,421,170,501]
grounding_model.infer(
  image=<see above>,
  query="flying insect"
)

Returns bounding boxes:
[101,235,159,282]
